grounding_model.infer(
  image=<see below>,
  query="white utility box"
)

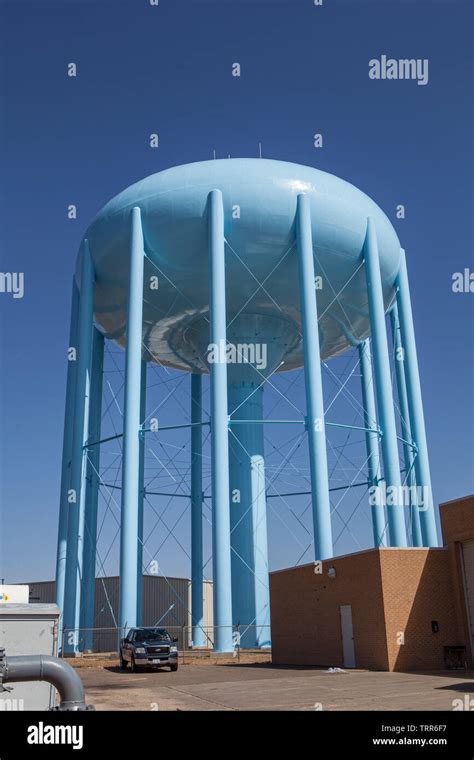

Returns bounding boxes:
[0,603,60,710]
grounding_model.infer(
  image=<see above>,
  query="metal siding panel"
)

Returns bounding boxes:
[24,576,210,653]
[141,576,191,649]
[204,580,214,628]
[93,577,119,652]
[28,581,55,603]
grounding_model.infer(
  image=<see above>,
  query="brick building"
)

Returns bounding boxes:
[270,495,474,671]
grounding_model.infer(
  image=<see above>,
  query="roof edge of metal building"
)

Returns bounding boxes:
[0,603,60,616]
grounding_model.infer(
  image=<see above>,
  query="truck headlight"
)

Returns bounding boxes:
[170,646,178,653]
[135,647,146,654]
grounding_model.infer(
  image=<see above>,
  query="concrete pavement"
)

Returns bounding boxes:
[78,662,474,711]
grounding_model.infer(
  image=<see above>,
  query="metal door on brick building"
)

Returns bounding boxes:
[340,605,356,668]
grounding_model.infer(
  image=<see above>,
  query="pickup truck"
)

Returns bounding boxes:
[119,627,179,672]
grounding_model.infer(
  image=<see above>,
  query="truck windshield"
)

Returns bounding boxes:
[135,629,171,642]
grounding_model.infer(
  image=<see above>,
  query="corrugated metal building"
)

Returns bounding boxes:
[27,576,213,652]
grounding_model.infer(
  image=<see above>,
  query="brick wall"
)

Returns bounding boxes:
[270,547,465,671]
[270,496,474,672]
[440,495,474,666]
[379,549,460,671]
[270,549,389,670]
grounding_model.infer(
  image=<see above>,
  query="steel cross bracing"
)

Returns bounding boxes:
[57,198,438,654]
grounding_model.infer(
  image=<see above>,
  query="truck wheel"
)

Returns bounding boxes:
[130,655,137,673]
[170,663,178,672]
[119,654,127,670]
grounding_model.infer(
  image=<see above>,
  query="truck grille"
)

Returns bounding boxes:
[147,646,169,654]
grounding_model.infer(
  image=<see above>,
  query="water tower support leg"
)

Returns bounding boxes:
[119,207,145,635]
[63,241,95,653]
[191,373,205,648]
[228,382,271,649]
[137,359,147,624]
[364,218,407,547]
[358,339,387,547]
[55,278,79,634]
[295,193,333,561]
[228,384,270,648]
[81,327,104,651]
[208,189,233,653]
[396,250,438,547]
[390,305,423,547]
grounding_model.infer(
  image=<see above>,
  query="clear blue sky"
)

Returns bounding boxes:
[1,0,473,584]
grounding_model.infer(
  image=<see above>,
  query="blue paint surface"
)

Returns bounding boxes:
[79,158,401,368]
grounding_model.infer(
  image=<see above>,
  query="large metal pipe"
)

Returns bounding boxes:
[63,242,95,653]
[208,189,233,653]
[396,249,438,547]
[364,218,407,547]
[228,383,270,648]
[1,652,90,711]
[389,304,423,547]
[80,327,105,650]
[119,207,145,634]
[55,278,79,626]
[191,373,205,648]
[295,193,333,561]
[358,338,387,547]
[137,359,147,623]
